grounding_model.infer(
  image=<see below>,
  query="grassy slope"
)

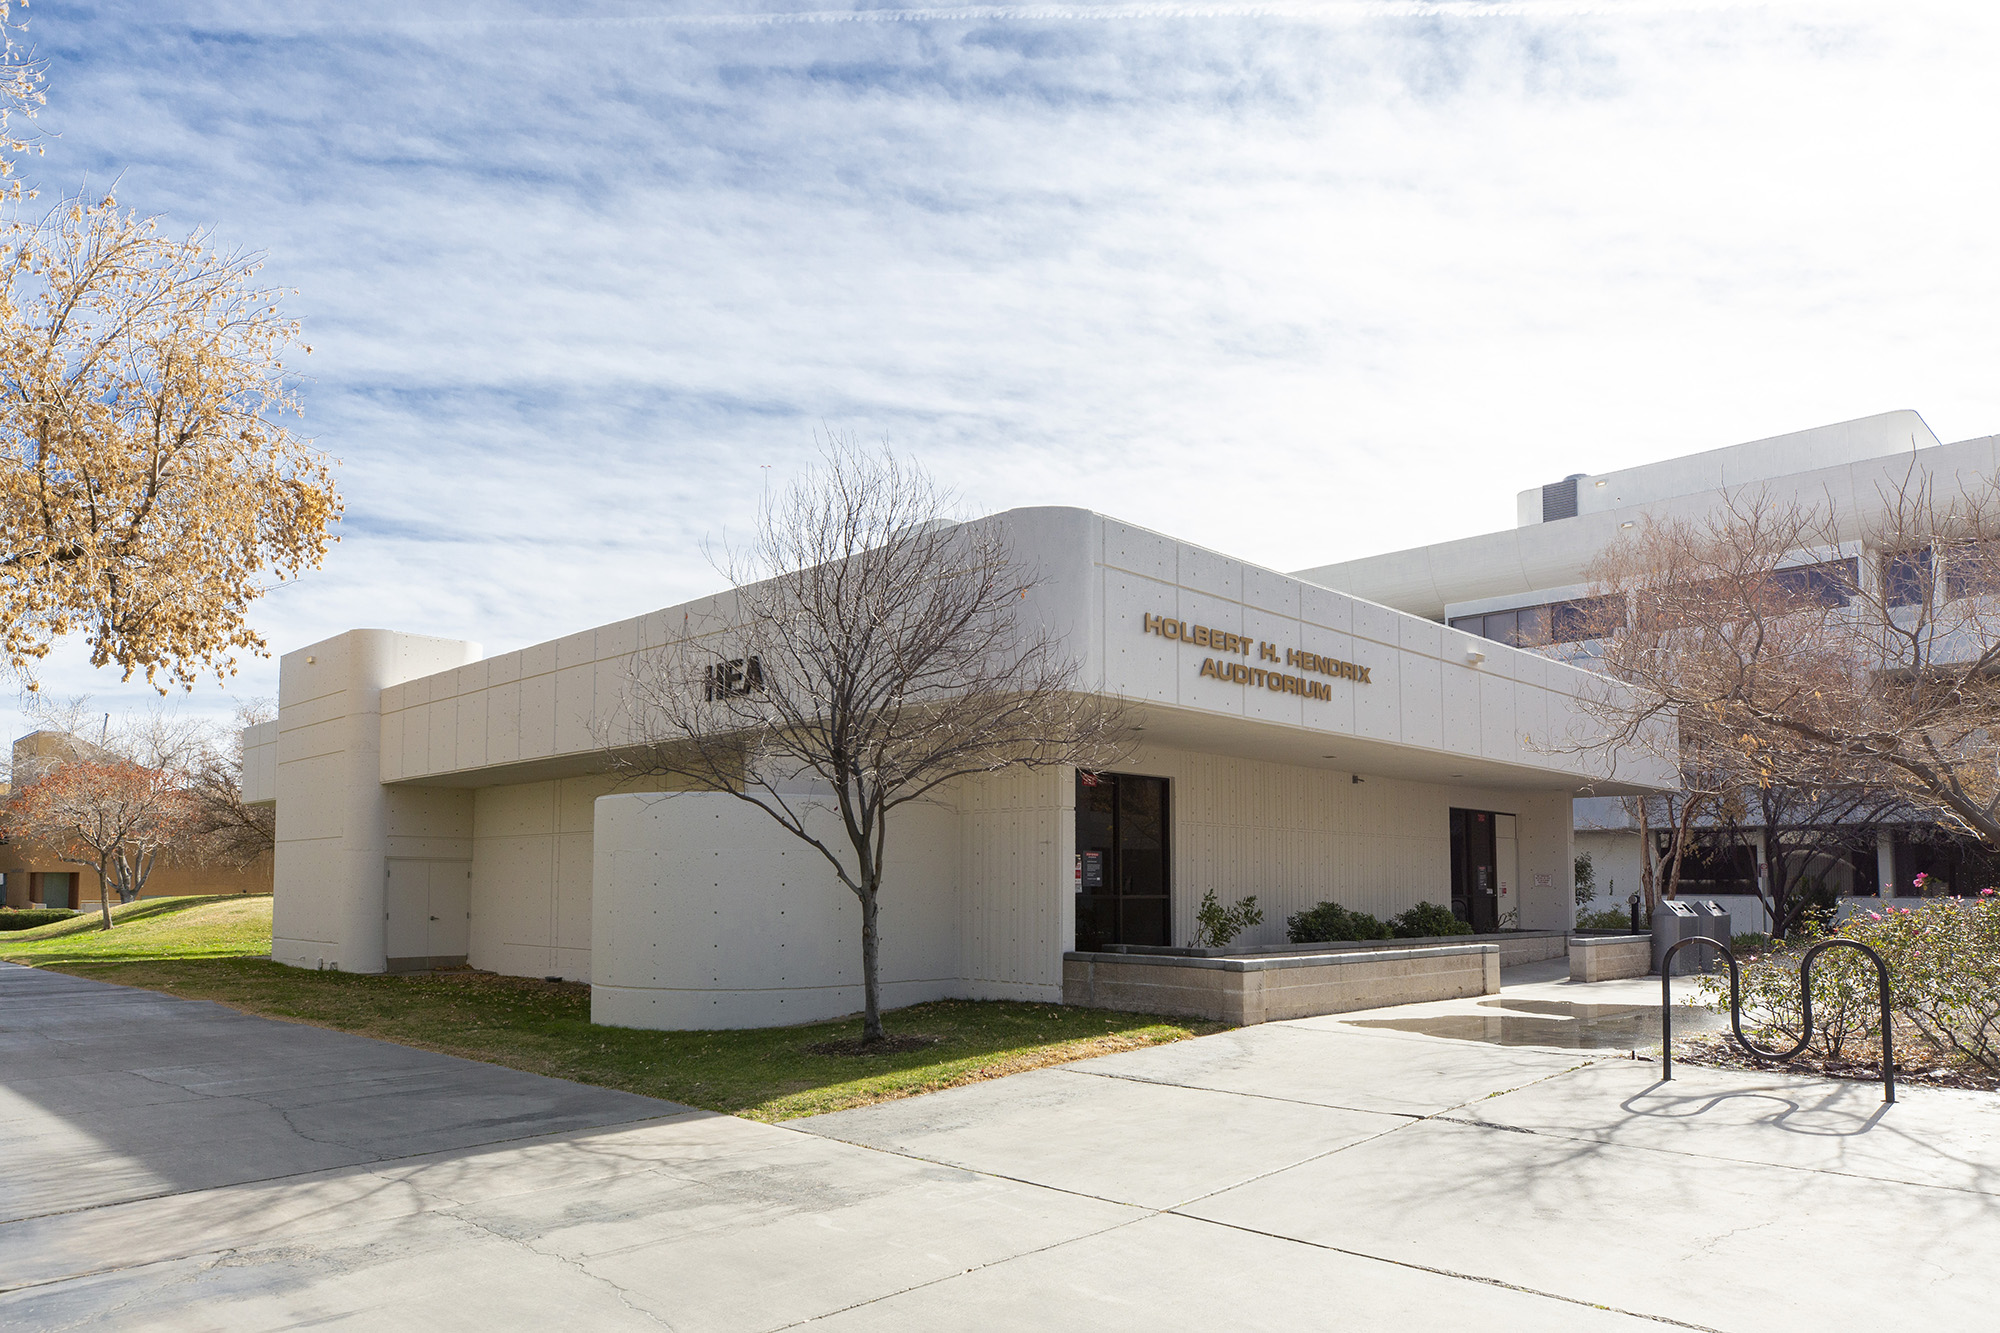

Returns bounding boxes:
[14,895,1219,1121]
[0,895,273,962]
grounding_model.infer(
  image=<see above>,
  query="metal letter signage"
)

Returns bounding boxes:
[1140,613,1371,701]
[703,656,765,701]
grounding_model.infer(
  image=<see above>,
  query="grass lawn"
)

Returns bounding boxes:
[0,894,276,963]
[9,895,1223,1121]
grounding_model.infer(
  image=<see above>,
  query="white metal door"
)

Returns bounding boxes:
[426,861,471,960]
[386,858,472,965]
[385,859,430,961]
[1496,814,1519,925]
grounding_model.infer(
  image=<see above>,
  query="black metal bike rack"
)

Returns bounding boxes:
[1659,936,1896,1105]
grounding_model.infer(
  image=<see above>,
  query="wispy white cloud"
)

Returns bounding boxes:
[7,0,1997,736]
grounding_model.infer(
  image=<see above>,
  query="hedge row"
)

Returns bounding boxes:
[0,908,81,932]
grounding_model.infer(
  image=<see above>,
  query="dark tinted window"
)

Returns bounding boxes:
[1944,541,2000,601]
[1655,834,1758,895]
[1450,595,1624,648]
[1516,604,1550,646]
[1884,549,1933,608]
[1770,558,1857,609]
[1550,594,1625,643]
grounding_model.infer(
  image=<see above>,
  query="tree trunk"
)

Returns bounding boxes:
[1636,800,1658,916]
[859,884,883,1044]
[1765,833,1796,939]
[96,860,113,930]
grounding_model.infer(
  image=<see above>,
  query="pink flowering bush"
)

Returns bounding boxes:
[1841,896,2000,1070]
[1696,895,2000,1068]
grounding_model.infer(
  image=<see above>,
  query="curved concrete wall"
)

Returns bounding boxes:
[591,792,962,1030]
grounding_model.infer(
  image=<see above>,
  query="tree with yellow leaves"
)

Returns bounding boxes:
[0,192,340,687]
[0,4,337,689]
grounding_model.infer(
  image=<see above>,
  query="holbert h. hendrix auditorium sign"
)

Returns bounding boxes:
[1141,613,1371,702]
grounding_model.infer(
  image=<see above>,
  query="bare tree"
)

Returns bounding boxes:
[609,443,1129,1043]
[1613,717,1756,918]
[1582,469,2000,875]
[1722,782,1898,936]
[186,701,275,868]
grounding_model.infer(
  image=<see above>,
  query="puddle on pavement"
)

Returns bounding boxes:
[1344,997,1728,1050]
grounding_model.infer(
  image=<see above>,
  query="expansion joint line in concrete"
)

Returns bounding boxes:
[776,1102,1721,1333]
[0,1243,248,1328]
[777,1059,1733,1330]
[393,1174,684,1332]
[1060,1050,1611,1124]
[1172,1213,1730,1333]
[0,1111,701,1231]
[763,1213,1158,1331]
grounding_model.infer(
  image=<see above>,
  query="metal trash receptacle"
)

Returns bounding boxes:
[1652,899,1701,975]
[1696,900,1732,970]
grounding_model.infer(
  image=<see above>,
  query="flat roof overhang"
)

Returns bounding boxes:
[1121,700,1666,797]
[382,698,1668,798]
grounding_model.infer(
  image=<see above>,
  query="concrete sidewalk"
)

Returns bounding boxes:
[0,962,684,1223]
[5,962,1996,1330]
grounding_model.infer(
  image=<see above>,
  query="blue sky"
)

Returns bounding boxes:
[11,0,2000,733]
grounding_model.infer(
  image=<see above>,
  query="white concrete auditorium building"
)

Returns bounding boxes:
[246,507,1666,1029]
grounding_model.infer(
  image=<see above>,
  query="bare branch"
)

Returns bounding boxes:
[603,439,1131,1042]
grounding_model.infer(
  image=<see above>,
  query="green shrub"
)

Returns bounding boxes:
[1576,907,1634,931]
[1191,890,1264,949]
[1697,899,2000,1068]
[1286,901,1391,944]
[1729,931,1774,957]
[1390,901,1472,938]
[0,909,79,932]
[1697,935,1876,1060]
[1841,896,2000,1070]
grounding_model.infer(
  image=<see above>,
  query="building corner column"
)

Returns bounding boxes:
[271,629,479,974]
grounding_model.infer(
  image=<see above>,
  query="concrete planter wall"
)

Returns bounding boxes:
[1063,942,1500,1025]
[1091,929,1568,967]
[1567,934,1652,982]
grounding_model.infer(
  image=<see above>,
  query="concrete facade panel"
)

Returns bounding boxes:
[1398,655,1444,752]
[1439,662,1481,757]
[1478,673,1518,763]
[1103,520,1175,581]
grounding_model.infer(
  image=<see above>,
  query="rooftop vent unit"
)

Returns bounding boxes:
[1540,474,1584,522]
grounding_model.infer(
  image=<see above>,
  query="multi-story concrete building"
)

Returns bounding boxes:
[1295,409,2000,929]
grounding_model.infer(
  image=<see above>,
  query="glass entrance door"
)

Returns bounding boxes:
[1075,771,1170,950]
[1450,808,1501,934]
